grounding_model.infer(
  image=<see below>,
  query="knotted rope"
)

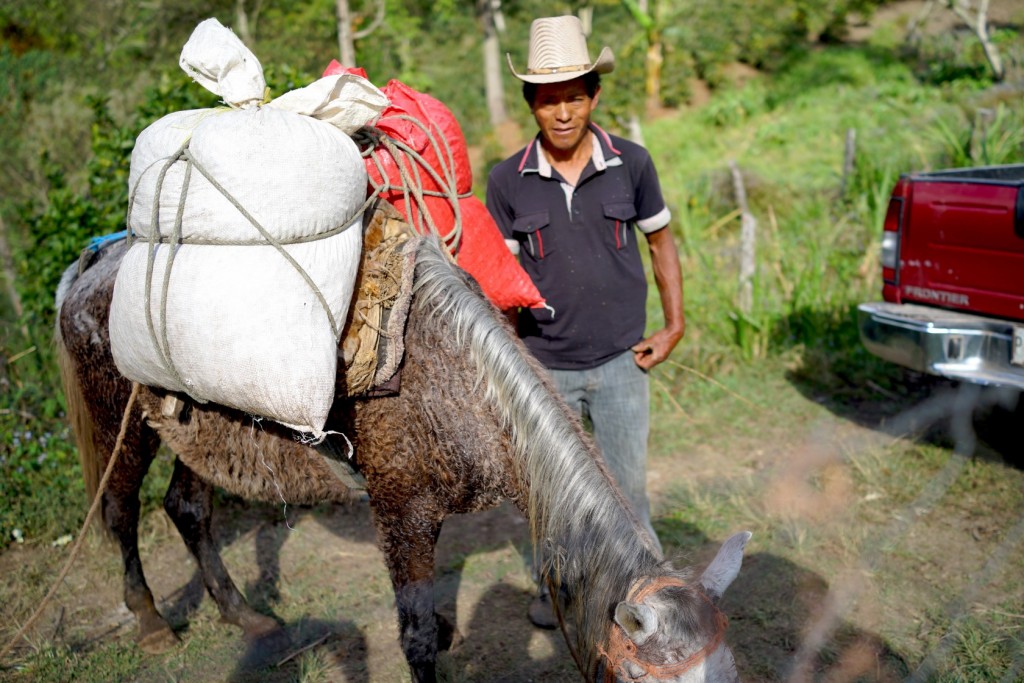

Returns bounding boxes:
[598,576,729,682]
[351,113,475,256]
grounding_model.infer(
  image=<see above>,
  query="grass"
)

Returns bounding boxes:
[2,359,1022,681]
[647,358,1024,681]
[647,374,1024,683]
[8,643,145,681]
[640,47,1023,384]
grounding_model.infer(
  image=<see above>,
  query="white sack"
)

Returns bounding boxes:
[179,18,265,108]
[109,225,362,434]
[110,17,389,437]
[127,106,367,242]
[268,73,389,136]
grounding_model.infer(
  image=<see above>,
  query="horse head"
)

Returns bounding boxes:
[599,531,751,683]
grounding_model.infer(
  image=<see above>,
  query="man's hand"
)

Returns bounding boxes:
[632,326,684,370]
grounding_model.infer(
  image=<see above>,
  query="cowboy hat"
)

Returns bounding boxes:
[506,15,614,84]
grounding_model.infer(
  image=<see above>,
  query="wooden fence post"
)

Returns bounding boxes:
[729,160,757,315]
[0,212,23,321]
[841,128,857,198]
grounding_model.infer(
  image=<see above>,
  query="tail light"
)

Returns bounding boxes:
[881,196,904,285]
[880,228,899,270]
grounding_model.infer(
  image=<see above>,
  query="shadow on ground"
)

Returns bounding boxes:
[658,519,910,682]
[134,497,381,682]
[157,495,578,681]
[93,473,917,682]
[212,505,915,683]
[142,490,915,681]
[780,304,1024,469]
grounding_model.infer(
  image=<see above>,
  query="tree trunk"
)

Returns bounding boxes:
[644,33,663,117]
[336,0,356,67]
[621,0,663,115]
[943,0,1005,81]
[840,128,857,198]
[618,114,645,147]
[905,0,937,44]
[235,0,263,46]
[480,0,507,127]
[971,0,1005,81]
[0,213,23,322]
[353,0,386,41]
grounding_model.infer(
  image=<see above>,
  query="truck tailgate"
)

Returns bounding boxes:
[900,174,1024,320]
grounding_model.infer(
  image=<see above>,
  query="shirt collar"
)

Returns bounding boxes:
[517,123,623,177]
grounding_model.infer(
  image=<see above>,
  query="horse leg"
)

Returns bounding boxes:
[100,421,180,654]
[162,457,285,645]
[372,503,453,683]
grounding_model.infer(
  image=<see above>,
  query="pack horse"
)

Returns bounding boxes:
[55,220,751,682]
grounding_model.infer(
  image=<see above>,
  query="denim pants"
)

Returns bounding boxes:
[547,350,661,552]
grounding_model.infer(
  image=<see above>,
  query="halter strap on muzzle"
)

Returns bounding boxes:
[598,576,728,681]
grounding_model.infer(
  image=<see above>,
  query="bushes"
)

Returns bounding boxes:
[0,72,219,549]
[646,45,1009,391]
[0,46,67,206]
[772,47,913,100]
[926,102,1024,168]
[0,413,84,550]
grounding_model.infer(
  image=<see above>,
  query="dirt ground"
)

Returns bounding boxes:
[1,364,1022,682]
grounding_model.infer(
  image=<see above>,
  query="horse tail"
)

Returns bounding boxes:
[54,262,106,520]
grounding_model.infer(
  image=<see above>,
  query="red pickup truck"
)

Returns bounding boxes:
[858,164,1024,389]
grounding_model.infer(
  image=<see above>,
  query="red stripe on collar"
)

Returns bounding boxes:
[517,139,536,173]
[591,123,621,156]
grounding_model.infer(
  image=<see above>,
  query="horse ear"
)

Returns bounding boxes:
[700,531,752,602]
[614,601,659,645]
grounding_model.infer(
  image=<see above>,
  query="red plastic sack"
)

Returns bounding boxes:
[361,80,461,249]
[322,61,544,311]
[457,196,544,311]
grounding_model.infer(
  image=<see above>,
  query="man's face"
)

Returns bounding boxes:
[530,78,600,155]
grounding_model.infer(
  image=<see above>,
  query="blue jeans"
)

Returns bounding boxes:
[547,350,661,552]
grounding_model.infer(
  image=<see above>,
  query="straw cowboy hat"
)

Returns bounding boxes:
[506,15,614,84]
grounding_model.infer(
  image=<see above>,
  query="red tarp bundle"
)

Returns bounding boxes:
[323,61,543,311]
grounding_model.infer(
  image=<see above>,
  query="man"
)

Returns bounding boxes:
[486,15,685,627]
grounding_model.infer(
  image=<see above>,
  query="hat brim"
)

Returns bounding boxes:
[507,46,614,84]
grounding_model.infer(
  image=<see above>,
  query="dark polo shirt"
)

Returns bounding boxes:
[486,124,671,370]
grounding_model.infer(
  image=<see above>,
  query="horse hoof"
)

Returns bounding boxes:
[245,579,281,606]
[138,626,180,654]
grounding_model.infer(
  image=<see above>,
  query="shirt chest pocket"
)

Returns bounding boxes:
[603,202,638,250]
[512,211,552,261]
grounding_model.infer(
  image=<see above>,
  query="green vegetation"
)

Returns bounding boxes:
[2,0,1021,566]
[647,42,1024,395]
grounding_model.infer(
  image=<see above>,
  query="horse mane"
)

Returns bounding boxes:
[410,236,664,672]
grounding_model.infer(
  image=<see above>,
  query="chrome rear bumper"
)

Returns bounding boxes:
[857,302,1024,390]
